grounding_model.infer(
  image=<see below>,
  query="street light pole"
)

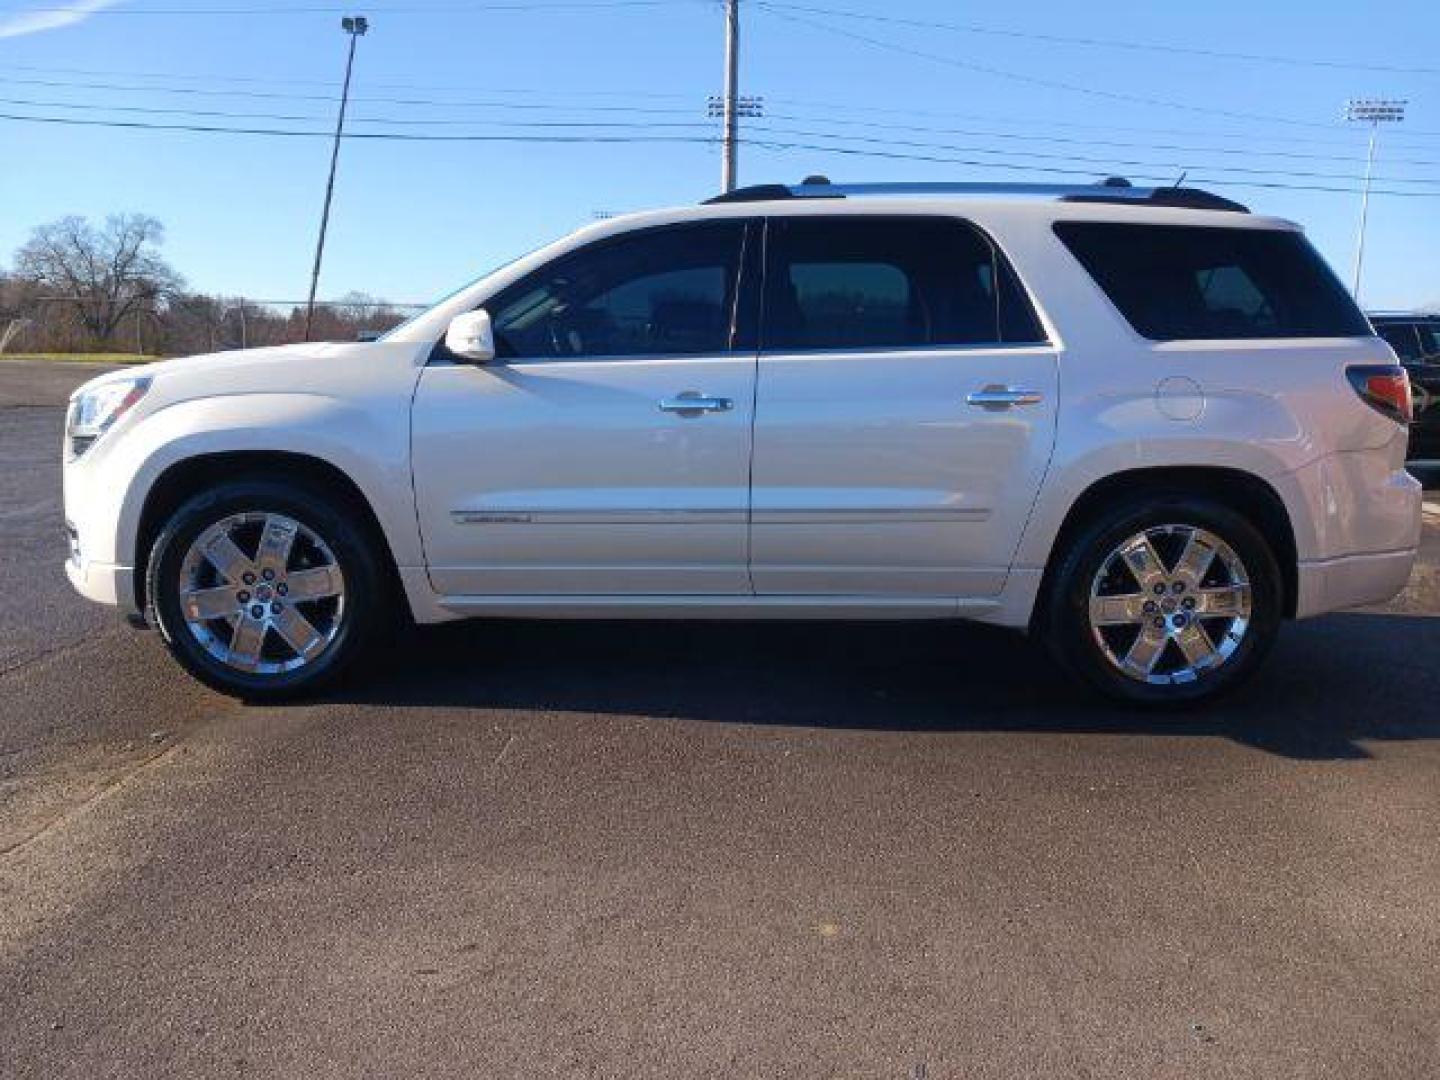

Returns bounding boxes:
[305,14,368,343]
[1343,98,1406,304]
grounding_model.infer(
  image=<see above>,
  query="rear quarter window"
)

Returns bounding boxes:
[1054,222,1371,341]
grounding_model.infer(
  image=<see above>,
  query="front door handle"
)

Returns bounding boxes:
[659,391,734,417]
[966,385,1045,411]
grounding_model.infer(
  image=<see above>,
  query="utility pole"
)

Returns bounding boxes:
[720,0,740,193]
[305,14,368,343]
[1343,98,1406,304]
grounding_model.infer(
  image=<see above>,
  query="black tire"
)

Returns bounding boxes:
[146,478,388,701]
[1041,495,1283,707]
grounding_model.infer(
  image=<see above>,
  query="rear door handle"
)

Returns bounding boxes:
[659,391,734,416]
[966,385,1045,411]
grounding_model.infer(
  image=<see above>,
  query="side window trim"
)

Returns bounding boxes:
[726,218,763,353]
[1053,221,1371,342]
[757,213,1048,355]
[433,219,757,365]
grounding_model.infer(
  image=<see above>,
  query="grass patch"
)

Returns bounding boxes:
[0,352,161,365]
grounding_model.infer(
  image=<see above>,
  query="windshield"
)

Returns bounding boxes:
[378,247,541,342]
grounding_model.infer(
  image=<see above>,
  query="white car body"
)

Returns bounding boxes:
[63,190,1422,639]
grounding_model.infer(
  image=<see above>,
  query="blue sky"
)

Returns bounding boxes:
[1,0,1438,311]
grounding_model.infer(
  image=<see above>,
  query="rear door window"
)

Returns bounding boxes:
[762,216,1046,351]
[1054,222,1370,341]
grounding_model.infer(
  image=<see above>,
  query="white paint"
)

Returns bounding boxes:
[62,193,1422,633]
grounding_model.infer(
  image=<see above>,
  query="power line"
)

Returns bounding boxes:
[7,108,1440,199]
[8,1,688,13]
[0,110,723,145]
[0,74,702,114]
[9,94,1439,183]
[745,124,1440,187]
[0,95,716,130]
[20,90,1436,167]
[759,112,1440,170]
[743,137,1440,198]
[20,88,1440,174]
[759,2,1440,77]
[765,95,1440,148]
[0,61,697,100]
[11,62,1440,147]
[755,4,1380,133]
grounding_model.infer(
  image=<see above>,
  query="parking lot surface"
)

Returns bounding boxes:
[3,360,1439,1078]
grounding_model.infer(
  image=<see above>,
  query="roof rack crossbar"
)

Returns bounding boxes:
[793,181,1134,198]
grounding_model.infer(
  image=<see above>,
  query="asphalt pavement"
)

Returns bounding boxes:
[2,359,1439,1079]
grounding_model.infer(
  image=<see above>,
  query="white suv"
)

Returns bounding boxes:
[62,179,1422,705]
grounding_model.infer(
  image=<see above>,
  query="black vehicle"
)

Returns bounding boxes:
[1370,312,1440,462]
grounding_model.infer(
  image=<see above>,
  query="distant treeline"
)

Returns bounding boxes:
[1,213,413,356]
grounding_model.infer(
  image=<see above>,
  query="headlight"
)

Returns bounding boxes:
[66,377,151,459]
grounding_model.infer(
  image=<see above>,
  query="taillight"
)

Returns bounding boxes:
[1346,364,1413,425]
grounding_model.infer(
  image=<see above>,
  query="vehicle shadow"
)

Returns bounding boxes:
[327,611,1440,762]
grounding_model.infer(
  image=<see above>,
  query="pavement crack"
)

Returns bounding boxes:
[0,742,184,860]
[490,733,517,770]
[0,627,126,680]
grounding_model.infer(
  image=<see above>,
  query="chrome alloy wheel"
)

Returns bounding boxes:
[1088,524,1252,685]
[177,512,346,676]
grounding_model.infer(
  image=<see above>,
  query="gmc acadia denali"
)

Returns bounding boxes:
[62,179,1422,705]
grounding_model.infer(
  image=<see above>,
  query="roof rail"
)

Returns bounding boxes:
[705,178,1248,213]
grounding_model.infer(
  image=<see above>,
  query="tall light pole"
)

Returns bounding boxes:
[305,14,368,343]
[1344,97,1406,304]
[720,0,740,193]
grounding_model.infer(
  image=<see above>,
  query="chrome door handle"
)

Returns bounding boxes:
[966,385,1045,411]
[659,391,734,416]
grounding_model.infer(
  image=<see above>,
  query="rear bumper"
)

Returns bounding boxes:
[1295,548,1417,618]
[65,555,139,614]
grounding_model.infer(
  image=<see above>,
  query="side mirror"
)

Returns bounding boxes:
[445,309,496,364]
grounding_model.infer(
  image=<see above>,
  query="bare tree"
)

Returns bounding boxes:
[14,214,184,346]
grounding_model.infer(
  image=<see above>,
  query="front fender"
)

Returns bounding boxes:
[71,392,420,570]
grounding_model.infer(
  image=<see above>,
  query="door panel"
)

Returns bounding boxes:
[750,347,1057,596]
[412,219,759,597]
[750,215,1058,597]
[413,356,756,595]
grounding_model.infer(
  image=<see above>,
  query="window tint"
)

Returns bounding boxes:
[489,221,747,360]
[1416,323,1440,359]
[763,216,1046,351]
[1376,323,1421,360]
[1054,222,1371,341]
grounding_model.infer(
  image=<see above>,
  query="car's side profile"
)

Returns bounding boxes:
[62,180,1422,705]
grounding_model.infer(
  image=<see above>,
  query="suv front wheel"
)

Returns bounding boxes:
[1043,496,1283,706]
[146,479,387,700]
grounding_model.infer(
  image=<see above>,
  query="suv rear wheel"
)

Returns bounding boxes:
[1043,496,1282,706]
[146,479,387,700]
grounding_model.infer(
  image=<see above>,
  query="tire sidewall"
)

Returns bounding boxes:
[147,480,382,700]
[1047,496,1283,707]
